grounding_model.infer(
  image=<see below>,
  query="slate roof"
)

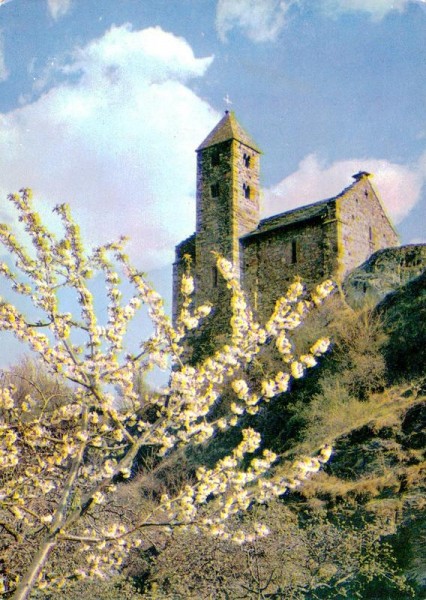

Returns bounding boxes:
[175,233,196,260]
[242,174,373,241]
[197,111,261,153]
[242,197,335,242]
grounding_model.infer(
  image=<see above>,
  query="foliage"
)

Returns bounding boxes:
[147,502,412,599]
[123,301,424,599]
[212,296,390,464]
[0,190,334,599]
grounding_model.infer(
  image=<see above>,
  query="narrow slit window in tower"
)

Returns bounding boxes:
[212,265,218,288]
[369,226,374,251]
[291,239,298,264]
[243,183,250,199]
[211,150,220,166]
[243,153,251,168]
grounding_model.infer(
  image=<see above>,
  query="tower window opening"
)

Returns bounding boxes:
[368,226,375,251]
[291,239,298,264]
[211,183,219,198]
[212,265,218,288]
[211,150,220,166]
[243,183,251,199]
[243,153,251,168]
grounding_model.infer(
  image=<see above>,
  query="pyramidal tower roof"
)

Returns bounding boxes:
[197,111,261,153]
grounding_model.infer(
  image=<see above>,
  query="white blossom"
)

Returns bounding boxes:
[0,190,335,598]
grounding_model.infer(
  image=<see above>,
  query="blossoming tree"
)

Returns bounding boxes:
[0,190,333,599]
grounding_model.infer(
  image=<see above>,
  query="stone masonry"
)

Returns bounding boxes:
[173,111,402,338]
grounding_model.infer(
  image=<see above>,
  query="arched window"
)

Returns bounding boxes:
[243,153,251,168]
[243,183,250,199]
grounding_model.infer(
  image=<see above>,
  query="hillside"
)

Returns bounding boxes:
[116,268,426,598]
[2,264,424,599]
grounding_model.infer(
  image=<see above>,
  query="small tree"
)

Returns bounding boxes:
[149,502,411,599]
[0,190,333,599]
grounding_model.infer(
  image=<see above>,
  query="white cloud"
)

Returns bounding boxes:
[0,25,217,270]
[47,0,72,20]
[263,152,426,224]
[216,0,292,42]
[215,0,424,42]
[0,31,8,81]
[321,0,421,20]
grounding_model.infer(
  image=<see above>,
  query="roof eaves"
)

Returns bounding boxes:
[241,210,328,242]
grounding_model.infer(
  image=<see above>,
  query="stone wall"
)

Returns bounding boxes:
[243,221,328,320]
[194,140,233,318]
[241,203,339,320]
[193,137,260,330]
[231,140,261,262]
[172,233,196,323]
[336,177,399,279]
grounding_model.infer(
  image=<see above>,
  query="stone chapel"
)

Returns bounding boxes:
[173,111,399,331]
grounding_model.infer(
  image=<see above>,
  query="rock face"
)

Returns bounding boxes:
[377,269,426,382]
[344,244,426,307]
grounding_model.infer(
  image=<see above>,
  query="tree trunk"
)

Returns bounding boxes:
[12,538,55,600]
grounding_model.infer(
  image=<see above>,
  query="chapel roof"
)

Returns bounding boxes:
[197,111,261,153]
[242,173,374,241]
[243,199,332,241]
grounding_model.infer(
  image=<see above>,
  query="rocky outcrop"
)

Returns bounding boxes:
[377,269,426,382]
[344,244,426,307]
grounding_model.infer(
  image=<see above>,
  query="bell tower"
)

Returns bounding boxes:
[195,111,261,306]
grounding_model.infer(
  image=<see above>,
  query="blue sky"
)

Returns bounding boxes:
[0,0,425,367]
